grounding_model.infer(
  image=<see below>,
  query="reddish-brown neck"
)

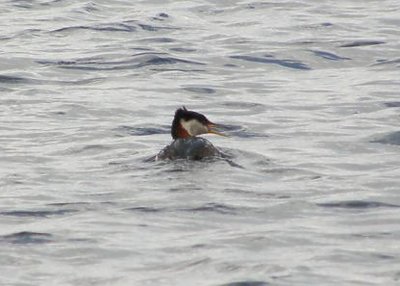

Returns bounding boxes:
[176,123,190,139]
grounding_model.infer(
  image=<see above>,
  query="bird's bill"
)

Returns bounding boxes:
[207,123,228,137]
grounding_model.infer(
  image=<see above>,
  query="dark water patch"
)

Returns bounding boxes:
[141,37,175,43]
[47,202,90,207]
[310,50,351,61]
[230,55,311,70]
[1,231,53,244]
[44,54,205,71]
[138,23,177,32]
[220,281,269,286]
[371,131,400,146]
[39,52,159,66]
[183,87,216,94]
[158,13,169,18]
[0,209,77,218]
[143,56,204,66]
[352,232,393,239]
[115,125,169,136]
[340,40,385,48]
[11,0,33,9]
[124,206,164,213]
[317,200,400,209]
[246,2,276,9]
[150,68,206,73]
[52,111,66,115]
[132,47,153,51]
[51,22,137,33]
[151,13,170,21]
[183,203,237,214]
[384,102,400,108]
[169,47,196,53]
[372,58,400,67]
[0,75,30,83]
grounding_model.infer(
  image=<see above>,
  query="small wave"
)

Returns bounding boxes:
[140,37,175,43]
[311,50,351,61]
[220,281,269,286]
[340,40,385,48]
[52,23,137,33]
[51,20,178,34]
[47,202,90,207]
[0,75,29,83]
[371,131,400,146]
[169,47,197,53]
[383,102,400,108]
[0,209,77,218]
[124,206,164,213]
[39,54,205,71]
[372,58,400,67]
[183,203,237,214]
[317,200,400,209]
[183,86,216,94]
[230,55,311,70]
[137,23,177,32]
[0,73,102,86]
[151,13,170,21]
[0,231,53,244]
[115,125,169,136]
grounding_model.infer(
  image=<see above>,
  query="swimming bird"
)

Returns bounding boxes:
[156,107,226,160]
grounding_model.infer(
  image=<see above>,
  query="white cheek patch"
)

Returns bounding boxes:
[180,119,208,136]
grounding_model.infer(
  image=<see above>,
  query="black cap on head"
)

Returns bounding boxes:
[171,107,211,139]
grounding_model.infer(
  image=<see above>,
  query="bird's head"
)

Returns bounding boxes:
[171,106,225,139]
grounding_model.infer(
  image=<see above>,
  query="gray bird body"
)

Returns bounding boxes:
[156,137,221,160]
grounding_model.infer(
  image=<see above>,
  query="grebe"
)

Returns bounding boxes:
[156,107,226,160]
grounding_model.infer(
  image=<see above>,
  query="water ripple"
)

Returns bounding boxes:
[310,50,351,61]
[115,125,169,136]
[183,86,216,94]
[220,281,269,286]
[0,75,28,83]
[383,102,400,108]
[340,40,385,48]
[0,209,77,218]
[230,55,311,70]
[52,23,137,33]
[125,206,164,213]
[317,200,400,209]
[51,20,178,34]
[183,203,237,214]
[371,131,400,146]
[0,232,53,244]
[220,124,268,138]
[39,54,205,71]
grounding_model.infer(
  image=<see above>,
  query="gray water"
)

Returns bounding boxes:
[1,0,400,285]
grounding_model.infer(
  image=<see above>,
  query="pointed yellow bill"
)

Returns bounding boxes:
[207,123,229,137]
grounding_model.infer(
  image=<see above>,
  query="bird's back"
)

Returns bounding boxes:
[156,137,220,160]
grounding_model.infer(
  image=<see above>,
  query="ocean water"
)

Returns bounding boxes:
[1,0,400,285]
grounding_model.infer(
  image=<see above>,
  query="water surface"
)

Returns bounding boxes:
[1,0,400,285]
